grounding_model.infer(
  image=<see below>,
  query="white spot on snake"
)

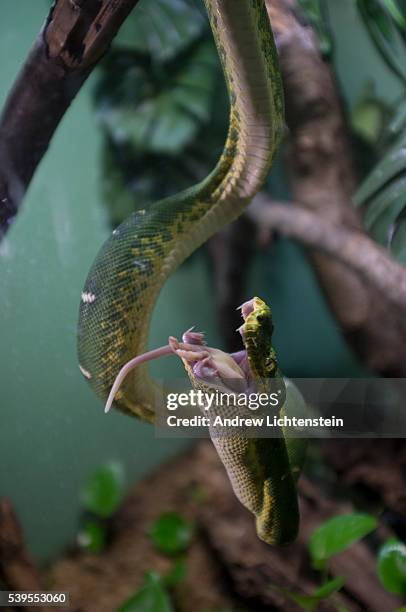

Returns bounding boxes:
[79,365,92,379]
[81,291,96,304]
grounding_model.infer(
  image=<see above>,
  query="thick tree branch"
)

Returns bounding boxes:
[249,198,406,313]
[0,0,140,237]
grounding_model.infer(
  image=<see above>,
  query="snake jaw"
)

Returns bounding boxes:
[238,298,256,320]
[237,296,277,380]
[175,297,275,394]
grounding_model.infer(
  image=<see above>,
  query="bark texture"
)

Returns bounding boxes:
[0,0,140,236]
[248,198,406,312]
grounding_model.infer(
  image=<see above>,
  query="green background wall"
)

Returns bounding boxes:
[0,0,401,562]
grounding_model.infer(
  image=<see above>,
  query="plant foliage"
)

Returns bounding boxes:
[377,538,406,596]
[149,512,194,555]
[118,572,174,612]
[94,0,226,227]
[309,513,378,569]
[354,0,406,263]
[81,461,125,518]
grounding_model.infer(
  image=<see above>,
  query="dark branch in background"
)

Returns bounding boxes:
[0,0,140,238]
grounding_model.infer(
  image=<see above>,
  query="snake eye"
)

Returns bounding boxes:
[256,314,264,323]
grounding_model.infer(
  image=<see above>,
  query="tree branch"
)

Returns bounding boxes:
[249,198,406,313]
[0,0,140,237]
[263,0,406,376]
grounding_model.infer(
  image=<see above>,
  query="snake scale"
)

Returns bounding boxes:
[77,0,304,545]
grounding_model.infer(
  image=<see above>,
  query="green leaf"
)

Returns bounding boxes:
[276,577,345,611]
[391,214,406,262]
[357,0,406,86]
[309,513,378,568]
[312,576,346,599]
[97,39,219,155]
[77,521,106,553]
[81,461,125,518]
[113,0,206,61]
[354,143,406,206]
[363,175,406,230]
[380,0,406,35]
[163,559,187,587]
[297,0,333,57]
[150,512,194,555]
[388,98,406,136]
[117,573,174,612]
[353,89,406,260]
[369,191,406,248]
[350,84,388,145]
[377,538,406,596]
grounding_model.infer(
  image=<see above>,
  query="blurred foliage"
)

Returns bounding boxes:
[118,572,174,612]
[110,503,405,610]
[118,512,193,612]
[354,0,406,263]
[277,576,345,611]
[81,460,125,518]
[77,461,126,553]
[350,82,391,146]
[377,539,406,596]
[357,0,406,85]
[94,0,227,227]
[297,0,334,57]
[308,513,378,570]
[77,520,107,553]
[149,512,194,555]
[162,559,188,587]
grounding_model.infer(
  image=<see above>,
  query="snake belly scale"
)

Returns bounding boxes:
[77,1,301,544]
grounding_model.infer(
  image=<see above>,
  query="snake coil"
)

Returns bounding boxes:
[78,0,304,545]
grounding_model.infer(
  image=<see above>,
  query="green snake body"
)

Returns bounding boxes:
[177,297,302,545]
[78,0,302,545]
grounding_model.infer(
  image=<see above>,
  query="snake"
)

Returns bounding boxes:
[77,0,304,545]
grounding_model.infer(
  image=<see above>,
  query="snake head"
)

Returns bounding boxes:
[170,296,277,395]
[238,296,277,380]
[104,297,278,411]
